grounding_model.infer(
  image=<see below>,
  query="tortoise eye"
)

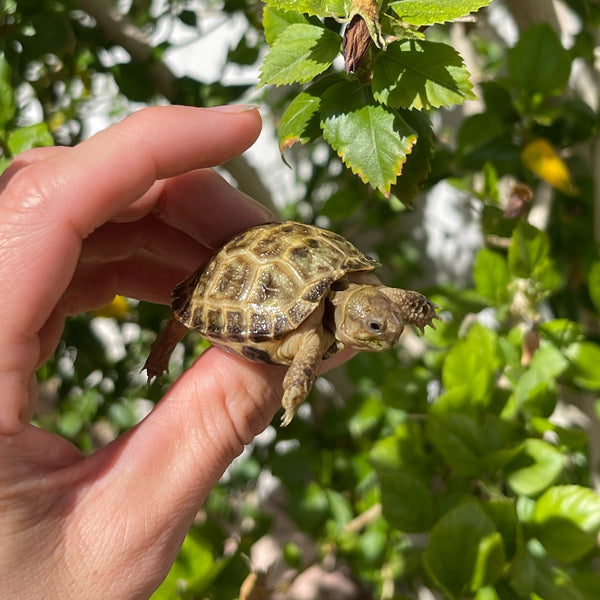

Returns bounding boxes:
[368,321,382,332]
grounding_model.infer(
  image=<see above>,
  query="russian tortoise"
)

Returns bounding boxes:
[145,221,439,425]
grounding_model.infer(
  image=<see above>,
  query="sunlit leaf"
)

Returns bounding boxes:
[531,485,600,563]
[373,39,476,110]
[505,439,565,497]
[263,0,350,19]
[259,23,341,86]
[389,0,492,25]
[320,79,417,195]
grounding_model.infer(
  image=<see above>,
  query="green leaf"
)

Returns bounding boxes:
[531,485,600,563]
[321,79,417,194]
[263,0,349,18]
[426,412,486,477]
[441,323,499,409]
[508,222,560,289]
[388,108,433,206]
[7,123,53,155]
[508,23,572,96]
[510,540,585,600]
[566,342,600,390]
[423,501,504,598]
[277,75,343,152]
[370,423,433,531]
[263,5,316,45]
[279,90,322,151]
[369,422,429,475]
[473,249,510,306]
[588,261,600,314]
[151,530,223,598]
[389,0,492,25]
[0,53,15,130]
[513,342,567,418]
[259,23,341,86]
[470,532,505,591]
[505,439,565,497]
[372,40,476,110]
[378,470,434,532]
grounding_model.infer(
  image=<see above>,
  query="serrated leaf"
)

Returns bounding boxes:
[263,5,317,45]
[278,91,322,151]
[390,0,491,25]
[320,79,417,195]
[263,0,349,18]
[373,39,476,110]
[388,108,433,206]
[531,485,600,563]
[259,23,341,87]
[278,75,343,152]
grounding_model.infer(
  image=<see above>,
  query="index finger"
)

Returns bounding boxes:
[0,105,261,432]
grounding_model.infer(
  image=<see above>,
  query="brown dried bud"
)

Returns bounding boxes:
[521,327,540,366]
[343,14,372,73]
[504,182,533,219]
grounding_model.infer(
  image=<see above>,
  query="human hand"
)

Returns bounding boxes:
[0,105,287,599]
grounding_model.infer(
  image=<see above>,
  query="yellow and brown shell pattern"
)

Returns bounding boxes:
[171,222,379,364]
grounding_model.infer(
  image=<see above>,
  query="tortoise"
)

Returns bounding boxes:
[145,221,439,425]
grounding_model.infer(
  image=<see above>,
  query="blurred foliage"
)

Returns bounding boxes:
[2,0,600,599]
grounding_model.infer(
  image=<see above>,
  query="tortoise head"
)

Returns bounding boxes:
[333,285,404,351]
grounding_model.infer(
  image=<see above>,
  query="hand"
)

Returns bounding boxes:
[0,105,286,599]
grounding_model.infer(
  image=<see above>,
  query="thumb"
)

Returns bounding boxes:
[95,348,284,520]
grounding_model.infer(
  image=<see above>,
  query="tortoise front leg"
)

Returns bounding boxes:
[378,287,439,333]
[277,309,325,426]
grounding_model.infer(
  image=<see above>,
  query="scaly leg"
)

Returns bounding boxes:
[279,321,324,426]
[378,287,439,333]
[143,317,188,382]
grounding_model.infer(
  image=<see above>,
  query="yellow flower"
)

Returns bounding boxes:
[521,138,577,196]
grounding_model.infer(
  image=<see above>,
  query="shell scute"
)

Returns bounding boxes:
[172,222,379,355]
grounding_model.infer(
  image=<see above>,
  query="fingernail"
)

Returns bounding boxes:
[208,104,260,114]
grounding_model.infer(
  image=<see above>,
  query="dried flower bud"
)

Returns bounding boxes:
[504,182,533,219]
[343,14,372,73]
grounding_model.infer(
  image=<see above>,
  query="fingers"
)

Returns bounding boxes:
[93,349,284,542]
[0,105,262,432]
[151,168,272,249]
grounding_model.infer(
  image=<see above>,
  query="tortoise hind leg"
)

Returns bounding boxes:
[144,317,189,382]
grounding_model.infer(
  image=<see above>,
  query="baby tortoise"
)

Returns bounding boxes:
[145,221,439,425]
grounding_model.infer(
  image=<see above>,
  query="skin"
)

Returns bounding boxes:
[0,105,347,599]
[275,275,437,425]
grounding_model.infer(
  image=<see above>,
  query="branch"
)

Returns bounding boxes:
[75,0,275,212]
[75,0,176,99]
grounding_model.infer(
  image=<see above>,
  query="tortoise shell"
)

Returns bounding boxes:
[170,222,379,363]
